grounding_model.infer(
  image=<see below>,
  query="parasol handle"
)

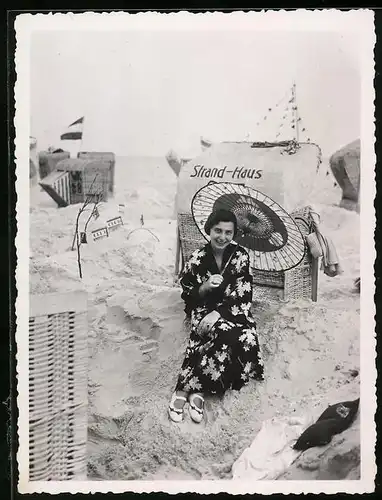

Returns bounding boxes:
[220,251,236,276]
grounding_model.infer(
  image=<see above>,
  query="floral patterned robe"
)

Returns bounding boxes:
[175,242,264,395]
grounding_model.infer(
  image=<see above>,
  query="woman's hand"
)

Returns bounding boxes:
[199,274,224,296]
[197,310,221,336]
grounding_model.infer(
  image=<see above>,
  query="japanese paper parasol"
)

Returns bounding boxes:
[191,182,306,272]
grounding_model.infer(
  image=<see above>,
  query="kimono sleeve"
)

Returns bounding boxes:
[216,248,255,325]
[179,251,204,315]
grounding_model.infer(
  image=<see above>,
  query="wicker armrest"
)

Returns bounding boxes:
[178,213,206,265]
[284,205,319,301]
[28,292,88,480]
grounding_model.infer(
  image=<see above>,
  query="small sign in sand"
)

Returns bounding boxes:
[91,227,109,241]
[106,216,124,231]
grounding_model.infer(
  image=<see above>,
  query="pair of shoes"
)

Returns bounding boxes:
[168,393,187,422]
[189,393,204,423]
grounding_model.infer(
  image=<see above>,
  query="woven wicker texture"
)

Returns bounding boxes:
[177,212,206,266]
[82,164,109,201]
[252,285,284,302]
[177,205,317,301]
[29,292,88,481]
[77,152,115,194]
[283,206,314,300]
[252,269,284,288]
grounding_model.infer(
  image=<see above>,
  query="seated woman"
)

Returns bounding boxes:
[169,209,264,423]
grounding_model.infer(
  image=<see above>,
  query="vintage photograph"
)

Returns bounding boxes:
[15,10,375,495]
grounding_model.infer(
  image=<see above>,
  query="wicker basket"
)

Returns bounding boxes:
[176,205,318,301]
[29,291,88,481]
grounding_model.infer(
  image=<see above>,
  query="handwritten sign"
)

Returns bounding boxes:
[190,165,263,180]
[176,142,322,216]
[92,227,109,241]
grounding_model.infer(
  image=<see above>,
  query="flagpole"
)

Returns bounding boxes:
[79,116,84,154]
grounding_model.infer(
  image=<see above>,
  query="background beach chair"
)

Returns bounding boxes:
[56,158,110,204]
[329,139,360,213]
[39,157,111,207]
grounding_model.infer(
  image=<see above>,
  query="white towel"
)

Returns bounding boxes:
[232,415,312,481]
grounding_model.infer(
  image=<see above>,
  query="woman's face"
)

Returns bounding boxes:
[209,221,235,252]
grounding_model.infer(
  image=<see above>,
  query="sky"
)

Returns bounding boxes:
[30,27,361,158]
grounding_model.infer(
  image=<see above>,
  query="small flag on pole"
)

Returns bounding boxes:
[60,117,84,141]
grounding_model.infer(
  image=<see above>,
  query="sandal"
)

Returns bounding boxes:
[168,393,187,422]
[189,393,204,423]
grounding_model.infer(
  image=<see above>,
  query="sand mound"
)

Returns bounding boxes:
[30,197,178,292]
[86,285,360,480]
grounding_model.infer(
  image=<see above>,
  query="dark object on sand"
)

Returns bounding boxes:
[316,398,360,423]
[293,418,345,450]
[354,277,360,293]
[293,398,360,451]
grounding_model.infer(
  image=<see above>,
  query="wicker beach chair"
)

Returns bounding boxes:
[28,291,88,481]
[175,206,319,302]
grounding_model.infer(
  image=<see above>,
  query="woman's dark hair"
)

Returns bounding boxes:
[204,209,238,237]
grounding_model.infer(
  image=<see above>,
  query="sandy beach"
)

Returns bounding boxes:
[28,155,361,481]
